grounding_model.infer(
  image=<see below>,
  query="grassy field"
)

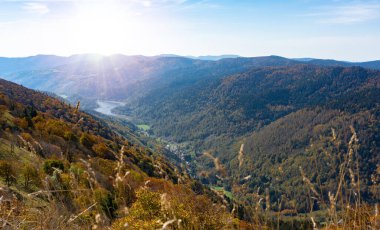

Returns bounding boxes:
[210,186,233,200]
[137,124,150,131]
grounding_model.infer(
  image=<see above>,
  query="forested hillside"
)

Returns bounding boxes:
[1,54,379,110]
[0,55,300,107]
[0,79,240,229]
[232,107,379,213]
[0,55,379,228]
[127,65,379,142]
[121,64,380,219]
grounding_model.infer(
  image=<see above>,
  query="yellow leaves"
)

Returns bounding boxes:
[92,142,110,158]
[79,132,97,149]
[13,117,28,129]
[90,157,116,177]
[20,132,33,142]
[112,188,162,230]
[112,217,161,230]
[132,189,162,219]
[112,185,231,230]
[33,119,71,141]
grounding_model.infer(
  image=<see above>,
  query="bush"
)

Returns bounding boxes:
[92,142,110,158]
[80,133,96,149]
[0,161,16,186]
[112,188,162,230]
[64,131,77,142]
[94,188,117,219]
[43,159,65,175]
[21,164,40,189]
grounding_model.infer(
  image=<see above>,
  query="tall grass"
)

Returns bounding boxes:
[302,126,379,229]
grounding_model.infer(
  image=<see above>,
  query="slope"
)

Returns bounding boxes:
[122,64,380,213]
[0,78,238,229]
[127,65,380,142]
[232,107,380,213]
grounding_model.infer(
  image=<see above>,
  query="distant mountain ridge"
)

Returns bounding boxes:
[1,53,380,112]
[1,53,379,62]
[186,55,242,61]
[0,54,300,106]
[295,57,380,69]
[1,54,379,91]
[0,53,379,216]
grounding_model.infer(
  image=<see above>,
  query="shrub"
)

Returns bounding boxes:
[112,188,162,230]
[64,131,77,142]
[21,164,41,189]
[92,142,110,158]
[0,161,16,186]
[43,159,65,175]
[80,133,96,149]
[94,188,117,219]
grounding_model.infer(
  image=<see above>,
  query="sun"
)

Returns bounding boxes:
[69,3,134,55]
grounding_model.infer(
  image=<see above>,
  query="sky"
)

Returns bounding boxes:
[0,0,380,61]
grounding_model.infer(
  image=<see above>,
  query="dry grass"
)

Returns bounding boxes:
[301,126,379,229]
[238,144,244,169]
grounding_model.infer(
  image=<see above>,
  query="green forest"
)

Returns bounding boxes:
[0,57,379,229]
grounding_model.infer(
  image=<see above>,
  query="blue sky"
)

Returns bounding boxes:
[0,0,380,61]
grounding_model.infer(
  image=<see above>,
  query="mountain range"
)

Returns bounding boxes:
[1,54,379,106]
[0,53,379,220]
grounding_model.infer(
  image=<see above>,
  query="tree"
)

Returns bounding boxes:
[21,164,40,189]
[0,161,16,186]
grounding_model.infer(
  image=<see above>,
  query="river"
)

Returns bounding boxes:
[94,100,125,116]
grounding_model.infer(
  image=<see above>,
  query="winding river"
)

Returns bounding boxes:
[94,100,125,116]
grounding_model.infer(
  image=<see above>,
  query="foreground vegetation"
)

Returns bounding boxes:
[0,79,240,229]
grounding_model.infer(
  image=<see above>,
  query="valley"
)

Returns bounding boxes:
[94,100,125,116]
[0,54,379,229]
[2,0,380,228]
[92,100,198,178]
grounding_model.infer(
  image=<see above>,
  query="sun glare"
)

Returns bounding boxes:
[70,3,134,55]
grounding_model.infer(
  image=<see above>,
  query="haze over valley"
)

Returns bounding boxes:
[0,0,380,229]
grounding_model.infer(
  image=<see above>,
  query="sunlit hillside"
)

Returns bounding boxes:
[1,0,380,229]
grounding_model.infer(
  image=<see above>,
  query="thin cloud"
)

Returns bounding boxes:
[22,3,50,14]
[308,2,380,24]
[8,0,188,7]
[129,0,187,7]
[5,0,186,2]
[177,0,220,11]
